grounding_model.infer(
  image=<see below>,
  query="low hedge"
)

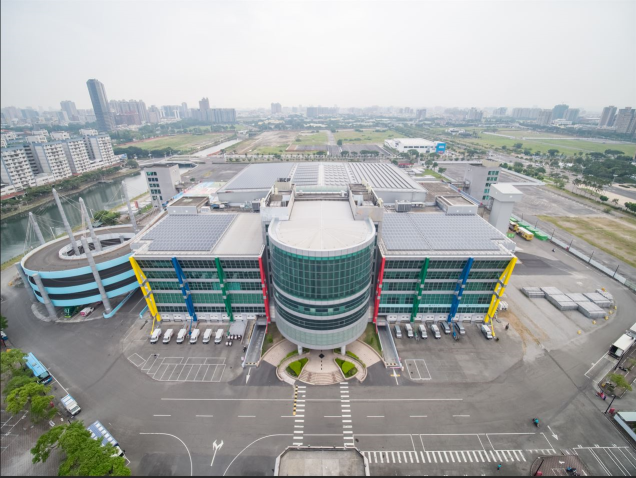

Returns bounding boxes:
[287,358,308,377]
[335,358,358,378]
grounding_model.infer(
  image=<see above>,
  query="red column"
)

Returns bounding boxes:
[373,256,386,325]
[258,255,271,324]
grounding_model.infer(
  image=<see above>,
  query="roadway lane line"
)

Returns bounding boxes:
[140,432,193,476]
[196,415,213,418]
[453,415,470,417]
[367,416,384,418]
[153,414,171,417]
[238,416,255,418]
[410,415,427,418]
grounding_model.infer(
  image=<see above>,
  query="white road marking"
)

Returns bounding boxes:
[196,415,213,418]
[237,415,255,418]
[153,414,171,417]
[140,432,193,476]
[453,415,470,417]
[367,416,384,418]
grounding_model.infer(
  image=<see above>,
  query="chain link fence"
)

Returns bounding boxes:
[512,213,636,293]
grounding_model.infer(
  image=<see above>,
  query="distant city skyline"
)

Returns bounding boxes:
[2,1,635,112]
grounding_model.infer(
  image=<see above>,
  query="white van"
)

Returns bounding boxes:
[189,329,200,344]
[214,328,224,344]
[429,323,441,339]
[176,328,188,344]
[405,323,414,338]
[202,328,213,344]
[61,394,81,416]
[480,324,493,340]
[150,328,162,344]
[394,324,403,339]
[162,329,174,344]
[418,324,427,339]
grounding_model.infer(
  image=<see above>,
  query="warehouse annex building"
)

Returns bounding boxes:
[130,162,517,355]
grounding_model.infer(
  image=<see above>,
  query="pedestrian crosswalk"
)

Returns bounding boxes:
[362,449,528,465]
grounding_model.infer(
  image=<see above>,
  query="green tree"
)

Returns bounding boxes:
[599,195,609,202]
[1,347,25,374]
[0,314,7,330]
[32,421,131,476]
[513,143,523,149]
[337,139,343,146]
[609,373,633,392]
[438,167,447,174]
[548,149,559,157]
[3,374,37,396]
[6,382,56,422]
[626,202,636,213]
[93,210,121,226]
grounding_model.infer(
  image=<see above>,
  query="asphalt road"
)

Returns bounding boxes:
[2,233,636,476]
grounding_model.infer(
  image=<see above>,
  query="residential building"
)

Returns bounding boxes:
[50,132,70,141]
[60,101,79,121]
[306,106,338,118]
[86,79,115,132]
[614,107,636,134]
[551,104,569,120]
[61,138,93,174]
[466,108,483,121]
[492,107,508,117]
[511,108,541,120]
[599,106,617,127]
[83,131,118,167]
[1,146,36,191]
[564,108,580,123]
[416,109,427,120]
[27,141,72,181]
[537,110,552,126]
[143,164,181,207]
[271,103,282,114]
[180,103,190,119]
[206,108,236,123]
[110,100,149,123]
[199,97,210,112]
[463,160,500,202]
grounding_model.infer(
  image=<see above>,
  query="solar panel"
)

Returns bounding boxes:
[142,214,237,251]
[382,213,507,252]
[219,163,294,191]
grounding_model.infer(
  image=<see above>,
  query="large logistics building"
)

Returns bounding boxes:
[130,162,517,351]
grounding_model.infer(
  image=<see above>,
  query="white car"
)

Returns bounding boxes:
[404,323,414,338]
[429,323,441,339]
[80,307,94,317]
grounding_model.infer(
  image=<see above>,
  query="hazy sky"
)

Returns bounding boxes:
[2,0,635,112]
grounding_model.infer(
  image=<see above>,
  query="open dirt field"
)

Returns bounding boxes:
[538,215,636,268]
[334,129,401,144]
[233,130,298,154]
[117,133,231,153]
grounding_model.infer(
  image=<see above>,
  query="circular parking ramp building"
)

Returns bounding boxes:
[268,201,376,351]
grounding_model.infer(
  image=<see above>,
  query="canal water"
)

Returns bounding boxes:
[1,173,148,264]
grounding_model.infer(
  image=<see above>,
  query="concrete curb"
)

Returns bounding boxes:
[334,354,367,382]
[259,339,287,366]
[276,353,310,386]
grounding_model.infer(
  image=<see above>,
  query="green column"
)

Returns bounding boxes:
[215,257,234,322]
[410,258,430,323]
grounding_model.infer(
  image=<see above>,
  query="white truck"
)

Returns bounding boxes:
[87,420,125,457]
[61,394,81,416]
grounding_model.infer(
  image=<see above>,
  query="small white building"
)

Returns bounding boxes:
[384,138,438,153]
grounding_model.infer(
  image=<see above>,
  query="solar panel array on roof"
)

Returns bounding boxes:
[292,164,320,185]
[348,163,422,190]
[219,163,294,191]
[324,163,352,186]
[141,214,236,251]
[382,213,507,252]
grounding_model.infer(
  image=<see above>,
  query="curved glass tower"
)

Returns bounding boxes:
[268,201,375,349]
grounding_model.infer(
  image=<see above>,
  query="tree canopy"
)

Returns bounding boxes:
[32,421,131,476]
[93,210,121,226]
[6,382,56,422]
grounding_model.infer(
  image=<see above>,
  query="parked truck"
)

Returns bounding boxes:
[61,394,81,416]
[87,420,125,457]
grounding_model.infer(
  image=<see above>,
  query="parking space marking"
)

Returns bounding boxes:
[363,449,527,465]
[128,354,227,382]
[404,359,433,381]
[575,446,636,476]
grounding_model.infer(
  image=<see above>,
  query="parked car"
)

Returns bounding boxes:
[404,323,414,338]
[429,323,441,339]
[80,306,94,317]
[480,324,493,340]
[176,328,188,344]
[214,328,224,344]
[394,324,403,339]
[202,328,213,344]
[454,322,466,335]
[439,321,451,335]
[189,328,200,344]
[418,324,427,339]
[162,329,174,344]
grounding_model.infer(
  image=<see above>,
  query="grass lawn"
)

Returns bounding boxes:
[294,132,328,145]
[418,169,443,179]
[334,129,400,144]
[361,323,382,356]
[119,133,229,153]
[538,215,636,268]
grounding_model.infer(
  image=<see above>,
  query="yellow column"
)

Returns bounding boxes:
[130,256,162,334]
[484,257,517,337]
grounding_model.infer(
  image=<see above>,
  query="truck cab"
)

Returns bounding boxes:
[61,394,81,416]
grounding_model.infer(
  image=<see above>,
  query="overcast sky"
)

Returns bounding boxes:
[1,0,635,112]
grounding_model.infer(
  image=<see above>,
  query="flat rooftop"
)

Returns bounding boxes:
[392,137,435,146]
[438,195,474,206]
[22,225,135,272]
[380,212,515,257]
[218,162,426,193]
[131,212,263,257]
[270,201,374,251]
[169,196,208,208]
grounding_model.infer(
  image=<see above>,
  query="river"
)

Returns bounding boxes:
[1,173,148,264]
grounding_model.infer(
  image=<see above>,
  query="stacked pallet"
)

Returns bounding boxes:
[577,301,606,319]
[547,294,578,311]
[522,287,545,298]
[596,289,614,302]
[584,292,613,309]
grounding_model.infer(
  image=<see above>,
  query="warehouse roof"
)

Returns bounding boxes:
[218,162,425,193]
[380,212,515,256]
[270,201,374,251]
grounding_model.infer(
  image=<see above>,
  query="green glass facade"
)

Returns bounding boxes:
[378,258,511,315]
[270,241,374,349]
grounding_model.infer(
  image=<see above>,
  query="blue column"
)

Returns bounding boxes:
[171,257,197,331]
[447,258,474,326]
